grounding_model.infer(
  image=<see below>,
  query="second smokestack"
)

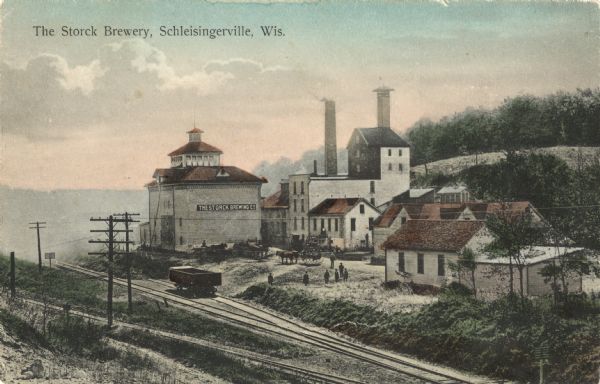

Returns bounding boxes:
[374,86,394,128]
[323,99,338,176]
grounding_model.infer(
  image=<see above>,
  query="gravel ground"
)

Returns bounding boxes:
[188,254,435,313]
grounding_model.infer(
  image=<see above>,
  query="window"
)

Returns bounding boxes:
[399,149,403,156]
[417,253,424,274]
[327,218,331,231]
[398,252,405,272]
[398,163,403,172]
[313,219,317,231]
[179,217,182,227]
[401,216,407,224]
[438,255,445,276]
[301,217,305,230]
[351,218,356,231]
[179,236,184,245]
[294,217,298,230]
[321,218,325,229]
[368,217,374,230]
[293,199,297,212]
[356,164,361,172]
[388,163,392,171]
[388,149,392,156]
[370,181,375,193]
[293,182,297,195]
[360,204,365,214]
[301,199,305,212]
[301,181,304,194]
[334,218,339,232]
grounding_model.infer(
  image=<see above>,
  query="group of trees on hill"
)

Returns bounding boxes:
[407,88,600,165]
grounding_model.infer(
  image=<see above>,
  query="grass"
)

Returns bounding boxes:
[0,254,310,359]
[240,283,600,384]
[111,328,307,384]
[0,308,51,348]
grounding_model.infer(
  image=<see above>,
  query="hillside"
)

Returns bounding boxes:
[411,146,600,176]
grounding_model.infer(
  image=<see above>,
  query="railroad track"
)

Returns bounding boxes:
[21,297,362,384]
[57,262,504,384]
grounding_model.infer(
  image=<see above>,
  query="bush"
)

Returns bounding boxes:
[442,282,473,297]
[240,284,600,384]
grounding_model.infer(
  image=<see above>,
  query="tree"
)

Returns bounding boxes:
[485,204,544,300]
[449,247,478,297]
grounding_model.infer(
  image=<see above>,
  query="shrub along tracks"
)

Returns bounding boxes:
[57,262,503,384]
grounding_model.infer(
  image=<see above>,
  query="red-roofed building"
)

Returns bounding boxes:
[141,129,265,251]
[383,220,491,287]
[308,198,380,249]
[372,201,544,259]
[381,218,581,298]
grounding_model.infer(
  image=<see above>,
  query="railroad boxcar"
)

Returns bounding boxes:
[169,266,222,296]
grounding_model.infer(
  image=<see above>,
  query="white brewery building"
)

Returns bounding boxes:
[140,128,265,250]
[284,87,411,247]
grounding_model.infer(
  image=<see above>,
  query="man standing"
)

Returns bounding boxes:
[334,269,340,283]
[330,253,336,269]
[268,272,274,286]
[343,268,348,282]
[324,270,330,284]
[303,271,309,286]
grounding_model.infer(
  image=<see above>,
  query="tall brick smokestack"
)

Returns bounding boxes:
[322,99,338,176]
[374,86,394,128]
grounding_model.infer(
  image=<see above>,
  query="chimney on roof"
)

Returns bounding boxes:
[373,86,394,128]
[313,159,318,175]
[322,99,338,176]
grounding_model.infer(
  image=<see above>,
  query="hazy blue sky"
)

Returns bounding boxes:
[1,0,598,189]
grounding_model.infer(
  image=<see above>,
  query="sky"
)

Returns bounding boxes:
[0,0,598,190]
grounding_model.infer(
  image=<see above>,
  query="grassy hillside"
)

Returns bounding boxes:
[241,284,600,384]
[411,146,600,177]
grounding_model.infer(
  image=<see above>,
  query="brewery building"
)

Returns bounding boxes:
[142,128,265,250]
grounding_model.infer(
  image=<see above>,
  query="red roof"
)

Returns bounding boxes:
[383,220,485,252]
[374,203,403,227]
[150,166,264,185]
[309,198,366,215]
[187,128,204,134]
[168,141,223,156]
[262,189,289,209]
[375,201,535,226]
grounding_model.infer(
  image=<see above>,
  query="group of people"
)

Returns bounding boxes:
[324,262,348,284]
[266,254,350,287]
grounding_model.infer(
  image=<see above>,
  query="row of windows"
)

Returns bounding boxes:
[398,253,445,276]
[313,218,339,232]
[388,149,403,157]
[387,163,403,172]
[293,199,305,212]
[292,217,375,232]
[292,181,305,195]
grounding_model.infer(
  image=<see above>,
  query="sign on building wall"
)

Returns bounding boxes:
[197,204,258,212]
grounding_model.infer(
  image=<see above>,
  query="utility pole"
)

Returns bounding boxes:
[9,252,16,299]
[89,215,132,328]
[29,221,46,273]
[114,212,139,312]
